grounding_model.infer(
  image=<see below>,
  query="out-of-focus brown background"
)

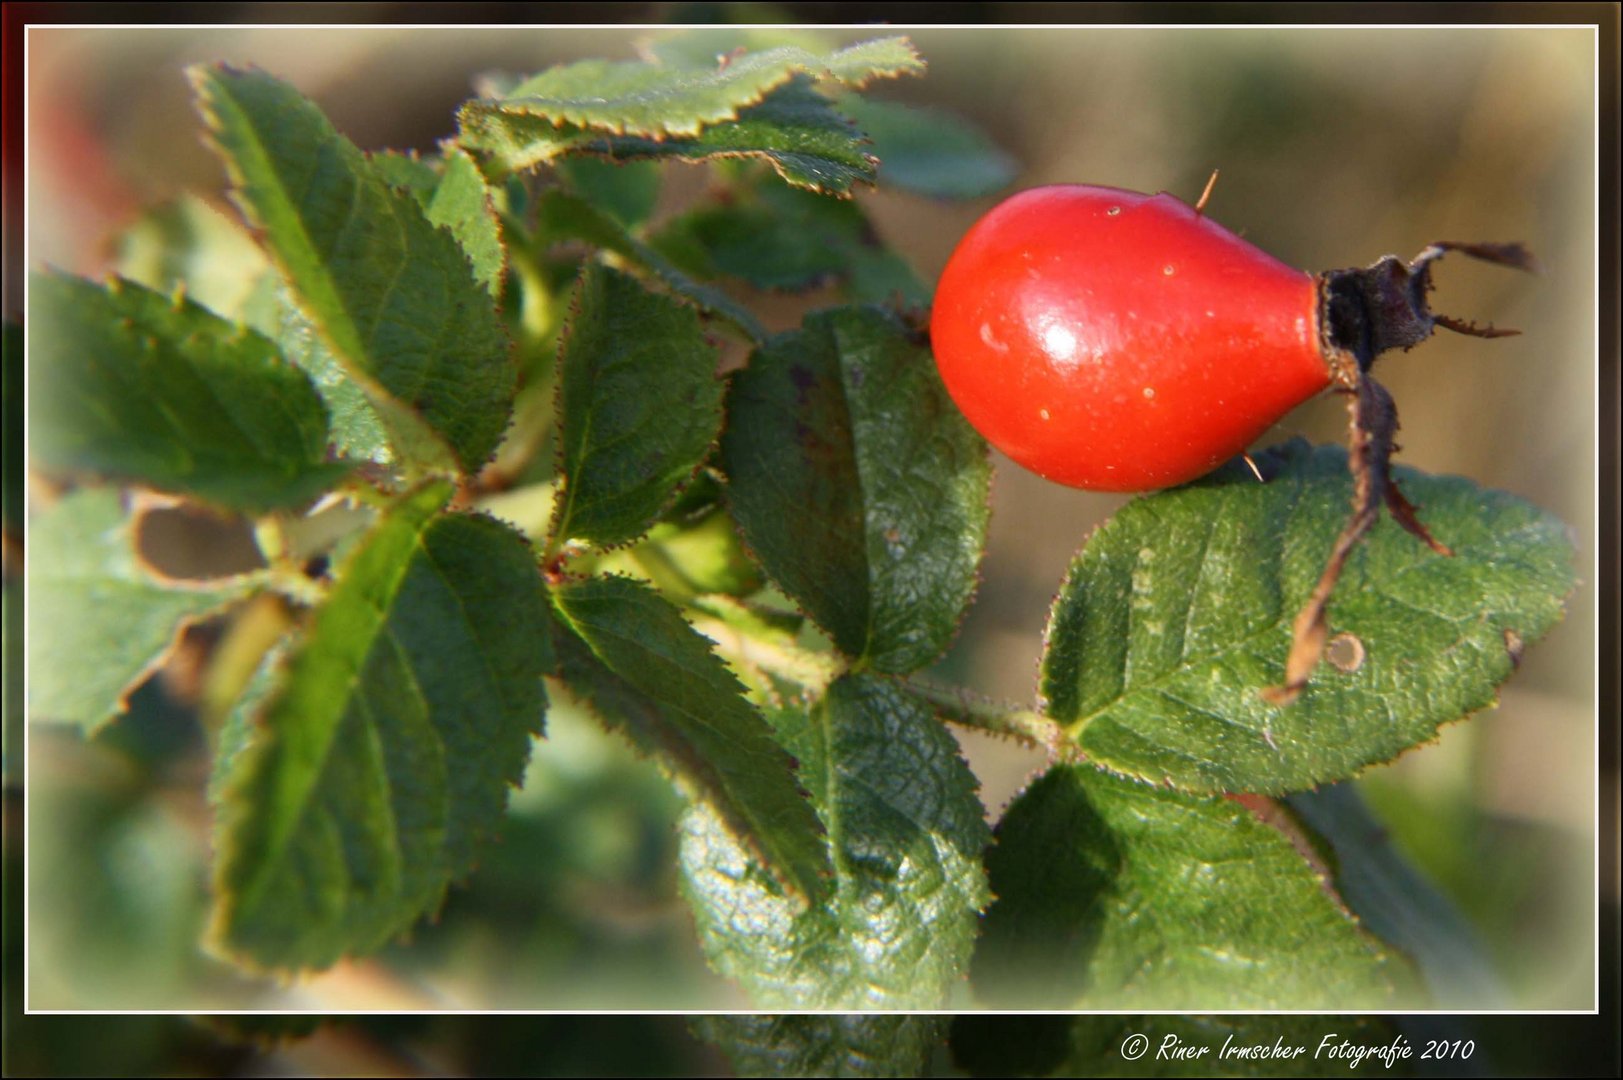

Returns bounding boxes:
[20,10,1604,1024]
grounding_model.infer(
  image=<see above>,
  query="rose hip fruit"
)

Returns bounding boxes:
[929,180,1534,701]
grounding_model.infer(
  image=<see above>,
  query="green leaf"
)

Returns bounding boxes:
[113,194,276,326]
[192,65,514,473]
[210,483,554,971]
[554,157,660,230]
[627,508,764,600]
[269,283,392,465]
[646,33,922,87]
[721,306,990,674]
[591,478,766,603]
[109,200,387,464]
[462,37,922,142]
[367,150,441,198]
[209,636,289,807]
[641,27,840,70]
[653,178,927,303]
[1041,440,1576,794]
[1287,783,1509,1008]
[28,490,248,730]
[593,78,882,196]
[971,763,1395,1009]
[679,674,988,1009]
[694,1015,945,1079]
[534,189,765,341]
[371,146,510,297]
[428,148,506,297]
[550,574,828,906]
[29,273,347,511]
[465,77,881,196]
[551,265,725,548]
[838,96,1018,199]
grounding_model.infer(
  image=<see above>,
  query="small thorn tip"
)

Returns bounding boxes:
[1194,169,1220,216]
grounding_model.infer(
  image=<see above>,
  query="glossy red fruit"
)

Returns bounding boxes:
[930,184,1330,491]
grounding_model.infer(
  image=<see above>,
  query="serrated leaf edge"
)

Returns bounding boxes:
[467,37,925,140]
[189,63,510,477]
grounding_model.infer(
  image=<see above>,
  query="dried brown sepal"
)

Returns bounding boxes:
[1266,241,1533,704]
[1419,240,1541,274]
[1262,377,1392,705]
[1433,314,1520,339]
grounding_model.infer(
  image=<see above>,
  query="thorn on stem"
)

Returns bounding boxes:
[1194,169,1220,217]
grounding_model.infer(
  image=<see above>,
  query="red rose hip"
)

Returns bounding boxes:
[930,184,1329,491]
[930,181,1534,701]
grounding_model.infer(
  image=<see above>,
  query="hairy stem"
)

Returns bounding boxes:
[902,678,1074,757]
[686,602,1068,755]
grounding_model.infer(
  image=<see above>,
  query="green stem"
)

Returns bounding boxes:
[506,238,555,345]
[264,567,328,608]
[685,608,844,693]
[899,677,1073,758]
[630,545,698,603]
[682,597,1067,756]
[251,516,290,568]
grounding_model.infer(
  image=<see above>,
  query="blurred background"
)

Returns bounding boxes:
[9,1,1612,1072]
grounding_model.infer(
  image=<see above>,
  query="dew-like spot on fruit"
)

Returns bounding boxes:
[1041,322,1078,365]
[1205,310,1216,318]
[1163,264,1176,276]
[978,322,1008,353]
[1142,386,1155,399]
[1106,206,1121,216]
[1039,407,1051,421]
